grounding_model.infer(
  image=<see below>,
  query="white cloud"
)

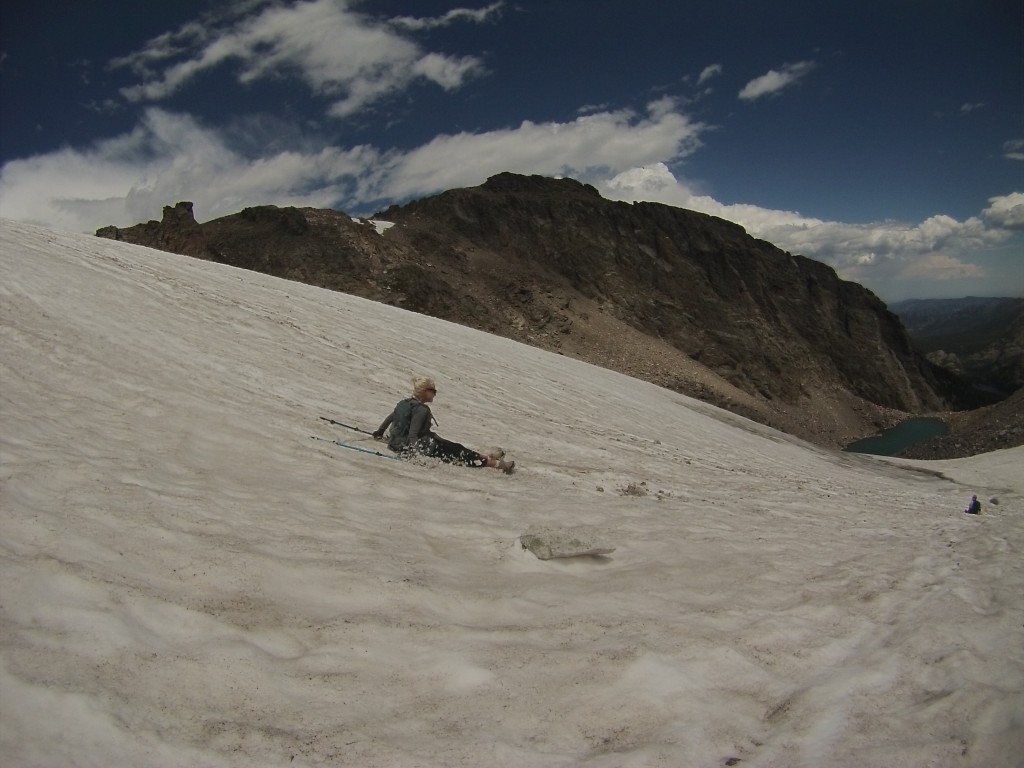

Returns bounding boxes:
[389,2,504,31]
[983,192,1024,230]
[697,64,723,85]
[1003,139,1024,161]
[0,102,705,231]
[0,109,379,231]
[411,53,486,91]
[600,163,701,208]
[364,100,706,203]
[896,252,986,280]
[112,0,487,118]
[109,21,210,78]
[738,60,816,101]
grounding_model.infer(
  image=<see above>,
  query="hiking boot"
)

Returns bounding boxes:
[497,458,516,474]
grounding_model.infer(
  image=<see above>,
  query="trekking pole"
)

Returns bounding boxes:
[319,416,376,436]
[310,435,402,461]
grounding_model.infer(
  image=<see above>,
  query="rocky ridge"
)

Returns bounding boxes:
[97,173,962,451]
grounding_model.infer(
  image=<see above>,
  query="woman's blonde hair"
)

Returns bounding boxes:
[412,376,436,398]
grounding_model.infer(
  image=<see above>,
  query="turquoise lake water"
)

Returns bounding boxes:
[844,418,949,456]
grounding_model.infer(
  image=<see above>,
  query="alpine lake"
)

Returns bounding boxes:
[844,417,949,457]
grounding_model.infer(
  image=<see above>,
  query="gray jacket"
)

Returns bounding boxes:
[375,398,434,452]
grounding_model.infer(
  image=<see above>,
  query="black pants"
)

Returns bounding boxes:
[423,435,486,467]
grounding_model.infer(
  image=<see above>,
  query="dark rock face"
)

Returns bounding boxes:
[380,173,945,414]
[97,172,960,449]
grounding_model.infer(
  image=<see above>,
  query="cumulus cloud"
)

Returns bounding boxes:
[600,163,701,208]
[738,60,816,101]
[364,101,704,203]
[983,192,1024,230]
[112,0,487,118]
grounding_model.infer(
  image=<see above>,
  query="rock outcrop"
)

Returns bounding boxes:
[97,202,209,258]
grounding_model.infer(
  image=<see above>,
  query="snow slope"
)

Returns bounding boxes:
[1,220,1021,767]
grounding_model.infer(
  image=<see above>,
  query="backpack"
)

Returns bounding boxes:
[387,398,429,452]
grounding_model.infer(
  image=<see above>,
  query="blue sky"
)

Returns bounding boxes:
[1,0,1021,302]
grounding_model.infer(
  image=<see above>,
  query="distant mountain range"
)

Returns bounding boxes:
[889,297,1023,398]
[95,173,1005,452]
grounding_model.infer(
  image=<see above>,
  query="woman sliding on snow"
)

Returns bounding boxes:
[373,376,515,474]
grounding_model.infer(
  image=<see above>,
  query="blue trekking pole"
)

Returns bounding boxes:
[309,434,402,461]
